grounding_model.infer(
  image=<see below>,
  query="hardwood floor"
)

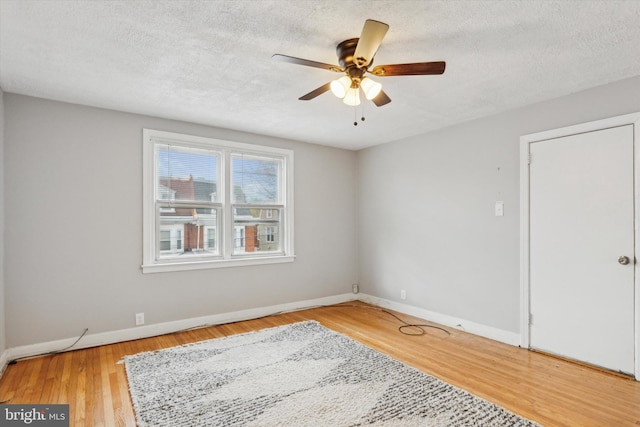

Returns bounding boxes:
[1,301,639,426]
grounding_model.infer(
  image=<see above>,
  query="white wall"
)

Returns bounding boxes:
[0,87,5,356]
[3,94,358,347]
[358,75,640,334]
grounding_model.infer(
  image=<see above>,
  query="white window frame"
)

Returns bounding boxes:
[142,129,295,273]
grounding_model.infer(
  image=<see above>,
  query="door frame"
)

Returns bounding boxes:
[520,112,640,380]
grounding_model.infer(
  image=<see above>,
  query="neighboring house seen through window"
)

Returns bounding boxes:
[142,129,294,273]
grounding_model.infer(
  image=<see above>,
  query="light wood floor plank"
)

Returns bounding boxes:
[1,302,639,426]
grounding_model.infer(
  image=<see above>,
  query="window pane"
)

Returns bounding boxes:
[233,208,281,255]
[158,206,219,258]
[232,155,280,204]
[157,145,219,202]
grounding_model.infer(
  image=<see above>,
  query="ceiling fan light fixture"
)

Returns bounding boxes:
[343,87,361,106]
[273,19,446,110]
[330,76,352,98]
[360,77,382,100]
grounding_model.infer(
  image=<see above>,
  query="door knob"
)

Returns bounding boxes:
[618,256,631,265]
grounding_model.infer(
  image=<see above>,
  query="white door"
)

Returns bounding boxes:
[529,124,635,374]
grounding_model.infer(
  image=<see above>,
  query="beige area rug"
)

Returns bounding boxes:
[124,320,540,426]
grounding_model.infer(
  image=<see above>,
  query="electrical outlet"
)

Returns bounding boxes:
[400,289,406,300]
[135,312,145,326]
[352,283,359,294]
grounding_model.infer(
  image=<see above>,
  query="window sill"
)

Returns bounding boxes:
[141,255,296,274]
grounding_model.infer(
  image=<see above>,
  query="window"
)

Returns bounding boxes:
[159,230,171,251]
[234,226,245,250]
[159,224,185,255]
[143,129,294,273]
[231,154,284,255]
[205,227,216,251]
[265,226,276,243]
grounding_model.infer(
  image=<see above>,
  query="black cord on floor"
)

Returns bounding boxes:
[325,304,451,336]
[7,328,89,365]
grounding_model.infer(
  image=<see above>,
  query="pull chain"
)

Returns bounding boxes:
[353,103,366,126]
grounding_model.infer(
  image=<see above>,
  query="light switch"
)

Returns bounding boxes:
[495,201,504,217]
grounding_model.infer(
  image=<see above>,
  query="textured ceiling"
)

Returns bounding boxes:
[2,0,640,150]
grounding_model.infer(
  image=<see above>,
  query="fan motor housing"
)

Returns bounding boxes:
[336,38,371,70]
[337,38,368,87]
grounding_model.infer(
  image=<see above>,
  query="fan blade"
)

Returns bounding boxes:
[371,89,391,107]
[353,19,389,68]
[370,61,446,76]
[272,54,342,72]
[299,82,332,100]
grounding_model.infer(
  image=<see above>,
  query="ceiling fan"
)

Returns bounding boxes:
[272,19,446,108]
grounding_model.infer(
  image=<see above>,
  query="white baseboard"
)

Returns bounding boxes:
[0,349,9,379]
[3,293,357,366]
[0,292,520,379]
[357,294,521,346]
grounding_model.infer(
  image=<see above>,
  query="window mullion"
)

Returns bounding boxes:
[223,151,233,259]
